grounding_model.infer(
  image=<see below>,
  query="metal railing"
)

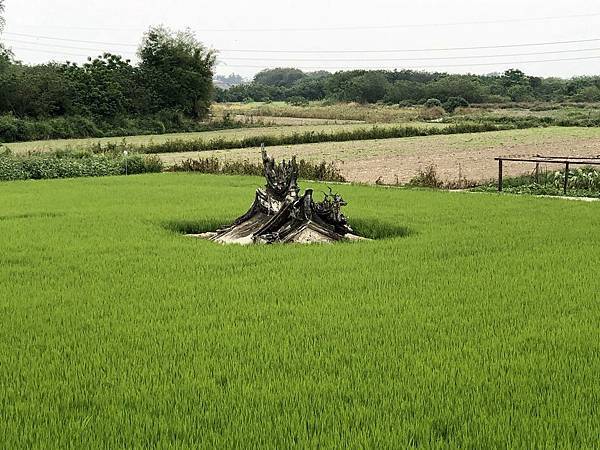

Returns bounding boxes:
[494,156,600,194]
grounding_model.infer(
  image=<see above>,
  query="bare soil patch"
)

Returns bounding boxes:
[159,127,600,184]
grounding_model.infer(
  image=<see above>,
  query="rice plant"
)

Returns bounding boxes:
[1,173,600,447]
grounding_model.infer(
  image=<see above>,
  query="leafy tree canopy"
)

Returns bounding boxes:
[138,26,216,119]
[253,68,307,87]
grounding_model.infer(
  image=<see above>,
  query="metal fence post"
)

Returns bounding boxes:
[563,162,569,195]
[498,159,503,192]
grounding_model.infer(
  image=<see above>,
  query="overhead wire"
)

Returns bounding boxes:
[5,31,600,54]
[6,37,600,62]
[221,47,600,62]
[219,55,600,70]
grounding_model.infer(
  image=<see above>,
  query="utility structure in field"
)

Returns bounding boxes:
[211,148,361,244]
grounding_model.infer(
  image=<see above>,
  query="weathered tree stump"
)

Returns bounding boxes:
[211,150,361,244]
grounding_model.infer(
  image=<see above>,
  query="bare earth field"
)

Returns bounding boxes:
[158,127,600,184]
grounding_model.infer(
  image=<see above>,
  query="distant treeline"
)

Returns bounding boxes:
[215,68,600,105]
[0,26,215,142]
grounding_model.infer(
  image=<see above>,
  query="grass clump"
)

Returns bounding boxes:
[408,165,445,189]
[407,165,478,190]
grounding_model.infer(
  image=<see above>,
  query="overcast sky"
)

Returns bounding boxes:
[2,0,600,79]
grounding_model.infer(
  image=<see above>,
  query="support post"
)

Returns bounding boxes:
[498,159,503,192]
[535,162,540,184]
[563,162,570,195]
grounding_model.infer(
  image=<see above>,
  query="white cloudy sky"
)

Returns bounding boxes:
[2,0,600,79]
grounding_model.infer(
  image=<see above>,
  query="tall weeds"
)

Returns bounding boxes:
[170,157,346,182]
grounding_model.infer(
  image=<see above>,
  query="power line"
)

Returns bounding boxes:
[7,37,600,62]
[219,38,600,54]
[222,47,600,62]
[4,38,137,54]
[10,47,104,58]
[3,31,139,47]
[5,31,600,55]
[220,54,600,70]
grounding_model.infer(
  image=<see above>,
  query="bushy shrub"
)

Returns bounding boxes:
[0,115,19,142]
[408,165,444,188]
[443,96,470,113]
[0,154,27,180]
[418,106,445,121]
[143,155,164,173]
[286,96,309,107]
[0,151,163,181]
[424,98,442,108]
[121,154,147,174]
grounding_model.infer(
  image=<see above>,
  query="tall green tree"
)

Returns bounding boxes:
[346,72,390,103]
[138,26,216,119]
[254,68,306,87]
[62,54,141,118]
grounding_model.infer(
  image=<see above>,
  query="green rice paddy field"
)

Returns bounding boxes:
[1,173,600,448]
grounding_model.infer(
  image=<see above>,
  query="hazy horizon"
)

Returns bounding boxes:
[2,0,600,80]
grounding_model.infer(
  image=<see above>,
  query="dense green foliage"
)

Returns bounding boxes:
[1,174,600,447]
[0,27,215,142]
[138,27,216,119]
[0,149,162,181]
[216,67,600,106]
[0,113,262,143]
[0,113,236,143]
[171,156,346,182]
